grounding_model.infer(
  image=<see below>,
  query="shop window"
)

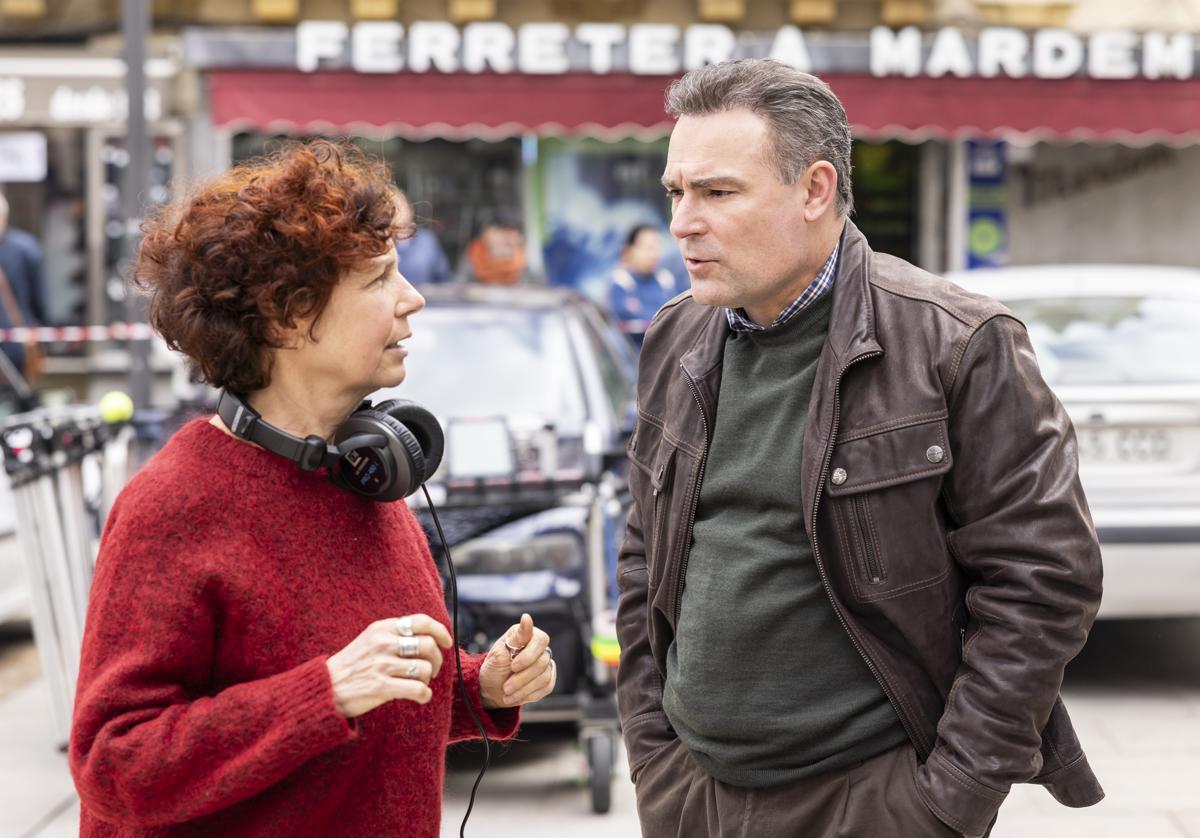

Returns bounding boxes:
[250,0,298,22]
[97,135,177,327]
[539,137,675,303]
[549,0,646,17]
[448,0,495,23]
[0,0,46,17]
[881,0,931,26]
[851,140,918,264]
[232,132,521,278]
[351,0,397,18]
[0,128,86,332]
[698,0,746,23]
[790,0,837,24]
[976,1,1075,28]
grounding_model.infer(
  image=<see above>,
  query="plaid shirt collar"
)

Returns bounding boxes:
[724,241,840,333]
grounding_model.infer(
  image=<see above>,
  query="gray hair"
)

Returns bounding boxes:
[666,59,854,217]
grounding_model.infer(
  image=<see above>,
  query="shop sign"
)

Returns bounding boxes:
[293,22,1196,80]
[871,27,1192,80]
[0,130,47,181]
[0,77,164,126]
[0,57,174,127]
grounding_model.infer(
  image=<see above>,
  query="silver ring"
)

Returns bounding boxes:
[399,636,420,657]
[396,617,414,637]
[404,661,419,678]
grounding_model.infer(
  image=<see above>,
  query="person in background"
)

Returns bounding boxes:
[0,192,48,378]
[391,195,452,285]
[69,141,557,837]
[608,225,678,347]
[456,207,533,285]
[395,227,451,286]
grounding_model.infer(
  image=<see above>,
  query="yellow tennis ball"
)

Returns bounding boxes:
[99,391,134,423]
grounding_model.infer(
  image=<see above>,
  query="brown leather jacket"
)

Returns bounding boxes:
[616,222,1104,837]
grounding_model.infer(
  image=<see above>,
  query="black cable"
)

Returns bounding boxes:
[421,485,490,838]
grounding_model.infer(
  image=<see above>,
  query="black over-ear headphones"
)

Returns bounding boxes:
[216,390,444,502]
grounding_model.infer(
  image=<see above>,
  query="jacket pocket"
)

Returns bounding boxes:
[826,414,954,602]
[628,420,678,590]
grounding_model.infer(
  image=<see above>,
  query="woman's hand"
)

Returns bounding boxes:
[479,613,556,710]
[326,614,453,719]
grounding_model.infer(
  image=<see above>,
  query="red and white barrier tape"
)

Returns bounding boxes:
[0,323,156,343]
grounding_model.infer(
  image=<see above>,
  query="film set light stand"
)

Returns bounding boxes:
[1,398,135,747]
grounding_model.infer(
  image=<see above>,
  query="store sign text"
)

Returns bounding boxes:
[296,22,1196,79]
[0,77,163,125]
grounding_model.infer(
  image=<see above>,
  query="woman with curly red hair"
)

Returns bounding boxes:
[68,141,556,836]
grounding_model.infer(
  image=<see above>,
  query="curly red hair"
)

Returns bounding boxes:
[134,140,409,393]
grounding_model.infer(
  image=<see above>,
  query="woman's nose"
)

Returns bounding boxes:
[397,279,425,316]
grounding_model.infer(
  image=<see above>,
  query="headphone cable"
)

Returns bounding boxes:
[421,484,490,838]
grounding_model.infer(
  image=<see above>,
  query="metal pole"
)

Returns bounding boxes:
[122,0,152,409]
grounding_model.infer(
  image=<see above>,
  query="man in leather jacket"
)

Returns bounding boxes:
[616,59,1104,838]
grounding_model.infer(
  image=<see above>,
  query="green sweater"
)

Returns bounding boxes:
[662,290,906,788]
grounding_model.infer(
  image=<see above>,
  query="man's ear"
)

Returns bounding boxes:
[800,161,839,223]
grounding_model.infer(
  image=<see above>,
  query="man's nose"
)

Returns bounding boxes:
[669,196,705,240]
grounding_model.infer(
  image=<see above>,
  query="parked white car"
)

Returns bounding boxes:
[948,265,1200,618]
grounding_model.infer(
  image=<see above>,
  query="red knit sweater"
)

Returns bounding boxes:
[70,419,519,836]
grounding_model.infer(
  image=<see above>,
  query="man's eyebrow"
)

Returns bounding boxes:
[660,175,747,191]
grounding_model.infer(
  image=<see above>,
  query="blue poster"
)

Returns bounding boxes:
[966,140,1009,270]
[538,137,686,303]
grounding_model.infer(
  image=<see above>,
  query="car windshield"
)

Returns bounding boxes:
[377,305,589,427]
[1004,295,1200,386]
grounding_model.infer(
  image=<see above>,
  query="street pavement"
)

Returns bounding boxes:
[2,618,1199,838]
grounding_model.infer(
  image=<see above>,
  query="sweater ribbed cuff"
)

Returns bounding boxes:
[279,656,358,753]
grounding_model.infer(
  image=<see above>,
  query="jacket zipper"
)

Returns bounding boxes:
[652,462,667,560]
[673,363,711,624]
[811,350,932,756]
[852,496,884,583]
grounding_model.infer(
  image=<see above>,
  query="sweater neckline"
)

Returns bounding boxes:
[177,418,334,487]
[740,289,833,349]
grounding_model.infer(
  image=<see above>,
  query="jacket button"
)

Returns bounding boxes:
[926,445,945,464]
[831,467,847,485]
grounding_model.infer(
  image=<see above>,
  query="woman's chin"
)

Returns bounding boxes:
[375,366,407,390]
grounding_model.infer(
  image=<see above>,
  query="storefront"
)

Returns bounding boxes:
[184,21,1200,293]
[0,51,186,326]
[0,48,195,400]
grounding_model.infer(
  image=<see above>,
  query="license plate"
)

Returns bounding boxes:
[1077,427,1172,464]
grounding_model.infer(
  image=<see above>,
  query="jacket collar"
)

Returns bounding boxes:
[679,219,882,380]
[826,219,883,367]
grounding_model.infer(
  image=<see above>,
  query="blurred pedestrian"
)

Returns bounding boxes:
[607,224,678,346]
[456,207,533,285]
[70,141,556,837]
[390,196,451,285]
[395,225,452,285]
[618,59,1103,838]
[0,191,48,381]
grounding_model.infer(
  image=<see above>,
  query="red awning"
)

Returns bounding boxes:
[210,71,676,141]
[210,70,1200,145]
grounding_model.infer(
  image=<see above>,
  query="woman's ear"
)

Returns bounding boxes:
[272,289,319,349]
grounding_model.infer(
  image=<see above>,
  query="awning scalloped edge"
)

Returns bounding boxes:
[212,117,677,142]
[215,116,1200,147]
